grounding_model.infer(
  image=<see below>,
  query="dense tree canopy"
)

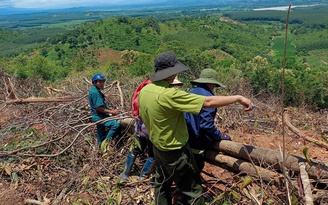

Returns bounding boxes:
[1,11,328,108]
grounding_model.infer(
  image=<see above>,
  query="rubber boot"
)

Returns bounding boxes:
[138,157,155,180]
[121,152,136,179]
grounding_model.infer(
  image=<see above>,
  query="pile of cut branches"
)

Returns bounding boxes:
[1,71,327,204]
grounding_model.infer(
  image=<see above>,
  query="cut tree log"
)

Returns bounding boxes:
[117,118,328,179]
[206,150,283,182]
[118,117,135,134]
[211,141,328,179]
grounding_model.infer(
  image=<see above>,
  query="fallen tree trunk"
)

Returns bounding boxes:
[118,117,135,133]
[206,150,283,182]
[5,97,78,104]
[113,118,328,179]
[211,141,328,179]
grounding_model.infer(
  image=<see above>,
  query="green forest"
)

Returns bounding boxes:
[0,4,328,108]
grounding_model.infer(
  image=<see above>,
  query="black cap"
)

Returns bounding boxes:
[150,52,188,81]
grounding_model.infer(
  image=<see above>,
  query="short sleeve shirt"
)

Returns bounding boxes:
[138,80,206,151]
[88,85,109,122]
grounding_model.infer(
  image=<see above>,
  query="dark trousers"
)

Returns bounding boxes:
[193,153,205,174]
[153,144,204,205]
[96,120,120,146]
[131,136,154,158]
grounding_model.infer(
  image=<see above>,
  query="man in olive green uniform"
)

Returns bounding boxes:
[138,52,254,205]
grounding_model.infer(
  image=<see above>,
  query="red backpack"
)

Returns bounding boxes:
[131,79,151,117]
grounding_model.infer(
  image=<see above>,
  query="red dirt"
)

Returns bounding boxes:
[0,184,24,205]
[96,48,123,66]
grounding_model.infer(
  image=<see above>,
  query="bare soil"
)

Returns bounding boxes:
[96,48,123,66]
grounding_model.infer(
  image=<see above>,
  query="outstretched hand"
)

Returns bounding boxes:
[220,133,232,141]
[239,96,255,112]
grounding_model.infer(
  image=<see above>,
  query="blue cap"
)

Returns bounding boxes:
[92,74,106,83]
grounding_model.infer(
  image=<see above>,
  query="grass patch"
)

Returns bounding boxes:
[306,49,328,70]
[310,49,328,63]
[272,35,296,60]
[34,20,88,29]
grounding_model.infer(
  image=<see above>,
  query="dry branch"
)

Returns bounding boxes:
[299,162,314,205]
[7,77,18,100]
[0,131,70,157]
[53,161,92,204]
[116,81,125,111]
[211,141,328,179]
[284,112,328,149]
[45,87,74,96]
[24,198,50,205]
[0,115,132,157]
[83,77,92,85]
[5,97,79,104]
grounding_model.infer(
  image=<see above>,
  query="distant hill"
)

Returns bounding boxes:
[0,0,326,15]
[0,7,40,15]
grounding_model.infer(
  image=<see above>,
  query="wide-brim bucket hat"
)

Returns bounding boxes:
[191,68,226,88]
[150,52,188,82]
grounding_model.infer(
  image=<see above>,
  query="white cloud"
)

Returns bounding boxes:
[0,0,12,7]
[3,0,127,9]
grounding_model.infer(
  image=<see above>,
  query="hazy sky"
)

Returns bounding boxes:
[0,0,154,9]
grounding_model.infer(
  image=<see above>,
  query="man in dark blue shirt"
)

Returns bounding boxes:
[184,68,232,173]
[88,73,121,147]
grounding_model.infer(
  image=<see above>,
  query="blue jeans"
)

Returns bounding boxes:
[96,120,120,146]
